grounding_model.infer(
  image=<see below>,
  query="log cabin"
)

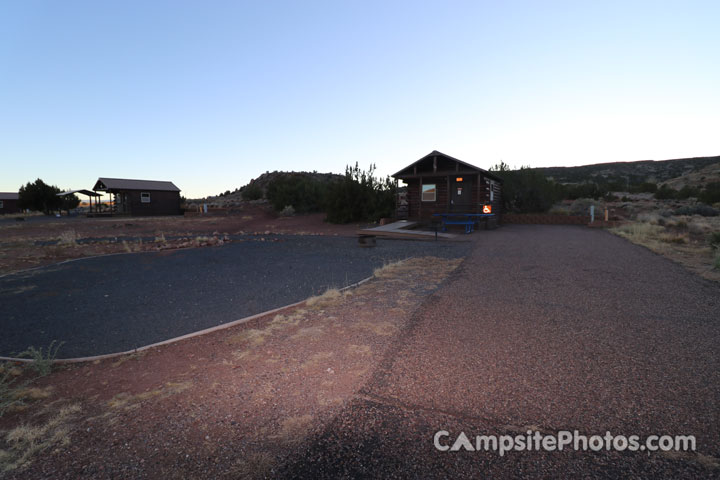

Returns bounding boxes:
[392,150,502,221]
[92,178,182,216]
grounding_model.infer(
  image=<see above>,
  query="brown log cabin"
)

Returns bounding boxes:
[392,150,503,221]
[0,192,20,214]
[92,178,182,216]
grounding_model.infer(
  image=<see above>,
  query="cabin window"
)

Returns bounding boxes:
[141,192,151,203]
[421,184,436,202]
[0,201,4,209]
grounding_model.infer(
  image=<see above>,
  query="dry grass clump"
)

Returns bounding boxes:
[373,260,407,278]
[611,215,720,278]
[0,403,81,472]
[226,328,268,346]
[374,257,462,280]
[107,381,192,410]
[659,232,689,244]
[305,288,342,308]
[57,230,77,246]
[614,222,664,240]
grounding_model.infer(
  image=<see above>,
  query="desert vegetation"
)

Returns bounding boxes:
[0,342,63,419]
[236,164,396,223]
[491,155,720,214]
[611,212,720,280]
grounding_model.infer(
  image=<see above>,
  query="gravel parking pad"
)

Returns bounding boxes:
[0,235,469,358]
[281,225,720,477]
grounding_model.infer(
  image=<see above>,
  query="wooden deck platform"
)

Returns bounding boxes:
[359,220,457,239]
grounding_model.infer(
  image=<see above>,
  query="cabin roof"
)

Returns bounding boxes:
[57,189,102,197]
[392,150,503,183]
[93,178,181,192]
[0,192,19,200]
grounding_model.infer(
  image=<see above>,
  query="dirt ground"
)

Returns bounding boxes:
[0,205,364,276]
[0,257,461,478]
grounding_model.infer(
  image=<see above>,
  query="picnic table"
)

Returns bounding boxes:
[432,213,496,234]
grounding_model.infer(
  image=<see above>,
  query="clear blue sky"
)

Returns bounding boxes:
[1,0,718,198]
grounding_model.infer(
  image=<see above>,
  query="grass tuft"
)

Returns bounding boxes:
[57,230,77,246]
[0,369,26,418]
[305,288,342,308]
[0,403,81,472]
[18,341,64,377]
[710,232,720,250]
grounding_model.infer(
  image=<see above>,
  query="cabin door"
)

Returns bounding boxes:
[451,178,469,210]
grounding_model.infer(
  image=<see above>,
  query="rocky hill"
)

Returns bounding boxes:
[538,155,720,186]
[191,171,344,206]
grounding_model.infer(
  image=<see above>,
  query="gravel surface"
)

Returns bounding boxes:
[0,235,469,358]
[280,225,720,478]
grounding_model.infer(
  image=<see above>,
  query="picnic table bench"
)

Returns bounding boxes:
[432,213,496,234]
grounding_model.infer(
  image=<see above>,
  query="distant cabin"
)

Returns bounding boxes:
[392,150,503,220]
[0,192,20,214]
[93,178,182,216]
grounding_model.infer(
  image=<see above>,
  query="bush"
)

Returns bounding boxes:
[655,184,678,200]
[490,162,562,213]
[241,183,263,201]
[709,232,720,250]
[281,205,295,216]
[0,368,25,417]
[19,341,64,377]
[677,185,701,199]
[266,175,328,213]
[325,164,396,223]
[561,182,606,200]
[699,182,720,205]
[569,198,603,216]
[629,182,658,194]
[673,204,719,217]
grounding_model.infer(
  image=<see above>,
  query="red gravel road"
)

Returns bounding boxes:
[281,225,720,478]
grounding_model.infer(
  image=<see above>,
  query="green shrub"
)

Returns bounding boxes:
[673,204,719,217]
[325,164,396,223]
[0,368,24,417]
[19,341,63,377]
[241,183,263,201]
[709,232,720,250]
[560,182,606,201]
[699,182,720,205]
[677,185,701,199]
[490,162,563,213]
[655,184,678,200]
[629,182,658,194]
[569,198,603,216]
[266,175,329,213]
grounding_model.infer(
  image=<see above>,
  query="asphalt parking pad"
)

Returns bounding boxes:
[0,235,468,358]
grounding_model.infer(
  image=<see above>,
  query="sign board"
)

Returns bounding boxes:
[482,205,492,214]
